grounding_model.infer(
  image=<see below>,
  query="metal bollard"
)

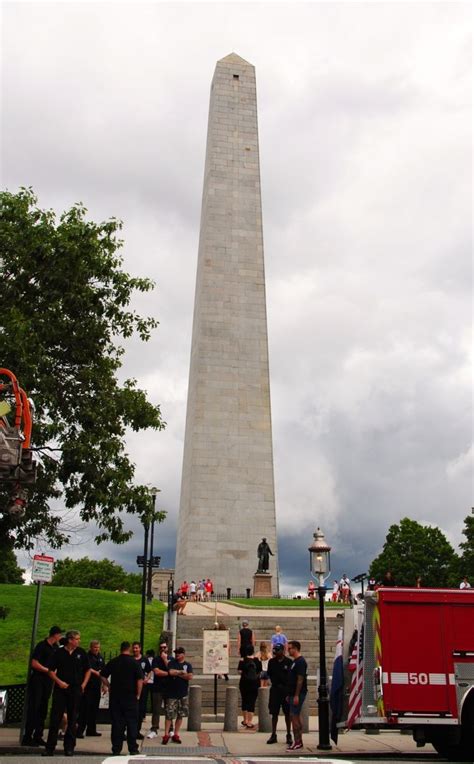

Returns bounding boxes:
[226,587,231,599]
[223,685,238,732]
[257,686,271,732]
[246,588,251,599]
[187,685,202,731]
[301,696,309,733]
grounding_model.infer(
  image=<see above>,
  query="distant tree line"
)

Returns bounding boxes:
[50,557,142,593]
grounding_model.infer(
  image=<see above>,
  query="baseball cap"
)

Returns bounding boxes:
[174,646,186,654]
[49,626,63,636]
[273,643,284,652]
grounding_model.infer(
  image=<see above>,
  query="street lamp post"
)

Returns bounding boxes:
[146,489,158,603]
[140,518,149,649]
[309,527,332,751]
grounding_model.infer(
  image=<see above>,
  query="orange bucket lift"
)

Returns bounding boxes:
[0,368,37,516]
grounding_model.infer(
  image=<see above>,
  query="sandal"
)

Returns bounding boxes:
[245,723,256,729]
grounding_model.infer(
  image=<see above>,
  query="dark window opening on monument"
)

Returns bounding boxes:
[233,74,239,80]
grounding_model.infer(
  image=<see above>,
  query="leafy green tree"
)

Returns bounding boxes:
[0,543,24,584]
[458,512,474,581]
[51,557,142,593]
[0,188,165,550]
[369,517,459,587]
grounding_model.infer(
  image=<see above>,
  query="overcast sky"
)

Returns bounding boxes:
[2,1,472,592]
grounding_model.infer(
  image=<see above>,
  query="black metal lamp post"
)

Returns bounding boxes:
[309,527,332,751]
[146,488,158,603]
[139,519,149,649]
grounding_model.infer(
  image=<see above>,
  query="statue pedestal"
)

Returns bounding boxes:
[253,573,272,597]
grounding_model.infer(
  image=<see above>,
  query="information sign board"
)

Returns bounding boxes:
[32,554,54,583]
[202,629,229,675]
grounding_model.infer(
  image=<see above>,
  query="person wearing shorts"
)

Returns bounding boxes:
[286,640,307,751]
[266,644,292,746]
[162,647,193,745]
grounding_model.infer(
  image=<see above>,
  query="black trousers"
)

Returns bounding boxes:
[24,676,53,742]
[77,682,101,734]
[46,686,82,753]
[109,696,139,754]
[137,684,148,732]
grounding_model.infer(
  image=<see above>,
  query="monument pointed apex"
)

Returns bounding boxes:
[217,52,253,66]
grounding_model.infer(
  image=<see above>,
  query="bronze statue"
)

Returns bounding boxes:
[257,537,273,573]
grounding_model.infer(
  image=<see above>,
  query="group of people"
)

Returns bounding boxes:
[178,578,214,601]
[22,626,193,756]
[237,620,307,751]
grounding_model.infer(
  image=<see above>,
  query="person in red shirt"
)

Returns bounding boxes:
[180,581,189,597]
[204,579,213,601]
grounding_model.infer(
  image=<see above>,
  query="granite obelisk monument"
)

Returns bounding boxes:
[175,54,279,595]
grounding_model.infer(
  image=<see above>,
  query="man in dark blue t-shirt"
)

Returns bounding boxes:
[161,647,193,745]
[286,640,308,751]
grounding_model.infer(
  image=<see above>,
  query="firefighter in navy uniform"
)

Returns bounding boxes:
[101,641,144,756]
[22,626,63,746]
[43,630,91,756]
[76,640,105,738]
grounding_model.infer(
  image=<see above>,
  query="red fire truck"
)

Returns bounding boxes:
[342,588,474,761]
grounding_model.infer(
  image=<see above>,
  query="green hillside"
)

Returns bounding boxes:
[232,597,349,608]
[0,584,166,685]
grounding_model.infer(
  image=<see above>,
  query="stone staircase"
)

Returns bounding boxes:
[176,612,343,713]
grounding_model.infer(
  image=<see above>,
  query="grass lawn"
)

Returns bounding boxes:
[0,584,166,685]
[231,597,350,608]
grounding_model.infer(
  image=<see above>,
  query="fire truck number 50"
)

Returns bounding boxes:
[409,672,429,685]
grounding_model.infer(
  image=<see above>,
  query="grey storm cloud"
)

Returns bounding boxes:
[3,2,471,591]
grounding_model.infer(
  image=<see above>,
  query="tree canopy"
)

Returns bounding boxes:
[0,188,165,549]
[459,512,474,580]
[50,557,142,593]
[0,544,25,584]
[369,517,458,587]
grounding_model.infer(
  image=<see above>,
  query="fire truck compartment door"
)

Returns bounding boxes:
[383,603,450,713]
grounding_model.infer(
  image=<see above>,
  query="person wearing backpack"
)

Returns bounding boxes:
[237,645,262,729]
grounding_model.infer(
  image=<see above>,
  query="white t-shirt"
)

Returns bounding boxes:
[190,582,196,593]
[460,581,471,589]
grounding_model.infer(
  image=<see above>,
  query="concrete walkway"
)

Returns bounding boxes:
[0,719,436,759]
[179,601,345,619]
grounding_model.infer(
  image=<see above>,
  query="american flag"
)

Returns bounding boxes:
[347,623,364,728]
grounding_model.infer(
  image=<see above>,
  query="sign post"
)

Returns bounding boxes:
[203,629,229,717]
[19,555,55,743]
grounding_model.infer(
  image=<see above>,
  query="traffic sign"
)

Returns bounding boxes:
[32,554,54,583]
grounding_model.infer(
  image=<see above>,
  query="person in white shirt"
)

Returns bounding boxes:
[460,577,471,589]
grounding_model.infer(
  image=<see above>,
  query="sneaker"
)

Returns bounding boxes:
[286,732,293,746]
[287,740,303,750]
[129,750,140,756]
[76,733,84,739]
[146,730,158,739]
[266,733,277,744]
[86,731,102,737]
[64,750,74,757]
[21,738,34,746]
[41,751,54,757]
[136,733,144,740]
[171,735,182,744]
[161,734,170,745]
